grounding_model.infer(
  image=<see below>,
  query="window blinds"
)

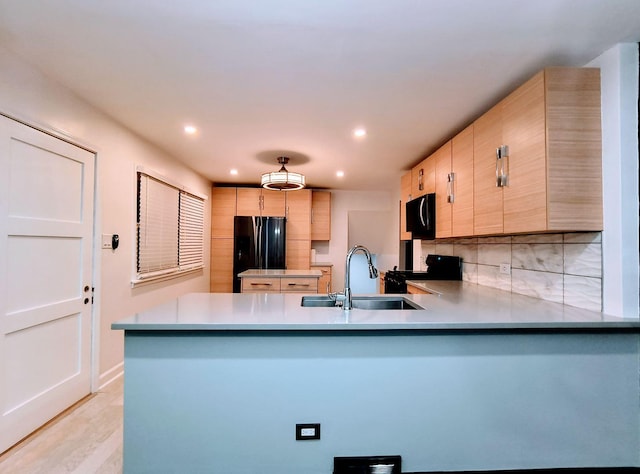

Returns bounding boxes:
[178,191,205,270]
[137,172,204,280]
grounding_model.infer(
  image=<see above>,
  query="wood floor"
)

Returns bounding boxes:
[0,376,123,474]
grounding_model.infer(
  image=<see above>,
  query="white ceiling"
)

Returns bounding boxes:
[1,0,639,191]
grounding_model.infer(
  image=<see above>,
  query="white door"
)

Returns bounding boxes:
[0,115,95,453]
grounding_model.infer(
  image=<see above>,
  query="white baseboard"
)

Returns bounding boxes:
[98,362,123,391]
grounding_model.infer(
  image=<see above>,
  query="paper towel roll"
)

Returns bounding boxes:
[311,248,316,263]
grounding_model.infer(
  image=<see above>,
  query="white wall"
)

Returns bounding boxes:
[0,46,212,388]
[588,43,640,318]
[314,189,400,292]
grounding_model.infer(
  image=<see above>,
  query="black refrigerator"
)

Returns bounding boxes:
[233,216,286,292]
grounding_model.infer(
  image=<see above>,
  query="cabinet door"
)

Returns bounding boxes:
[311,191,331,240]
[211,187,237,239]
[236,188,262,216]
[434,141,452,238]
[473,102,504,235]
[503,71,547,234]
[210,238,234,292]
[286,239,311,270]
[451,125,474,237]
[411,156,435,199]
[544,67,602,231]
[262,189,286,217]
[236,188,286,217]
[316,265,332,293]
[399,171,412,240]
[286,189,312,240]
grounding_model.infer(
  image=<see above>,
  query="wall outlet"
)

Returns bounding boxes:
[296,423,320,440]
[499,263,511,275]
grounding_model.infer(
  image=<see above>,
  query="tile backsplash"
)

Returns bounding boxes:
[420,232,602,312]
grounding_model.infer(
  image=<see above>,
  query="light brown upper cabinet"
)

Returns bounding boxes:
[310,191,331,241]
[474,67,602,235]
[473,101,505,235]
[211,187,237,239]
[430,126,474,239]
[399,171,412,241]
[451,125,474,236]
[286,189,312,241]
[411,154,435,199]
[236,187,286,217]
[434,141,453,238]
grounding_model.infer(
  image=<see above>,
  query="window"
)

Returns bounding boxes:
[135,169,205,284]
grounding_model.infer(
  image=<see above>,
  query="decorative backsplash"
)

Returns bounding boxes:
[420,232,602,312]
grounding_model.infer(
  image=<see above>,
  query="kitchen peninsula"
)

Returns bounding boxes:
[112,284,640,474]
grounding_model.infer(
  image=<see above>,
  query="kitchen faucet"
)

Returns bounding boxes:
[330,244,378,310]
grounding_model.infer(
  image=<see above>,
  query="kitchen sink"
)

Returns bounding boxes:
[300,295,423,310]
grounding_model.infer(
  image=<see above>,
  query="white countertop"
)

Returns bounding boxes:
[112,281,639,332]
[238,269,322,278]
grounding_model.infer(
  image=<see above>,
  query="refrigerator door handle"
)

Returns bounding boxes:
[254,217,262,268]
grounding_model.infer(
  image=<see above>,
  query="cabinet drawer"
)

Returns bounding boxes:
[280,277,318,293]
[241,277,281,293]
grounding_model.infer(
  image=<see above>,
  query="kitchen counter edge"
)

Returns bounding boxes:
[111,282,640,332]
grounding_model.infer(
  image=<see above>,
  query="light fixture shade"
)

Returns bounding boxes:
[261,157,306,191]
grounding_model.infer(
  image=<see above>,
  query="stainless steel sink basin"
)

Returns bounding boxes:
[301,295,423,310]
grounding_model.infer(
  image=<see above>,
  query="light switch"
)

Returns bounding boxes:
[102,234,113,249]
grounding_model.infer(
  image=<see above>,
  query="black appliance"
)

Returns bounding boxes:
[398,240,413,271]
[233,216,286,293]
[405,193,435,240]
[384,254,462,294]
[334,455,401,474]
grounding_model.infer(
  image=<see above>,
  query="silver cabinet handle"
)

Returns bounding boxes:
[447,172,455,203]
[496,145,509,187]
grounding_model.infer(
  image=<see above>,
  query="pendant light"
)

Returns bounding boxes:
[261,156,305,191]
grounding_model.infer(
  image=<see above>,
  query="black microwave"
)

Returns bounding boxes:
[405,193,435,240]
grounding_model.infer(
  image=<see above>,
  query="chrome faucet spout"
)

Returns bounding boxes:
[341,244,378,311]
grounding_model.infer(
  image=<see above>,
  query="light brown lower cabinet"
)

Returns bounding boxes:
[210,238,234,292]
[314,265,332,294]
[280,277,319,293]
[241,277,281,293]
[407,284,431,295]
[241,276,319,294]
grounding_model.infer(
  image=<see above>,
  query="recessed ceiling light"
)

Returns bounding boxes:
[336,170,345,178]
[353,128,366,138]
[184,125,197,135]
[230,169,238,176]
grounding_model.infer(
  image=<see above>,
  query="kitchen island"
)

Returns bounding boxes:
[112,283,640,473]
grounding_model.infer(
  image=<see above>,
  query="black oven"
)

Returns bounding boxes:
[384,254,462,294]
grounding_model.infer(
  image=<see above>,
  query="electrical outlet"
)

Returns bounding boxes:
[296,423,320,440]
[499,263,511,275]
